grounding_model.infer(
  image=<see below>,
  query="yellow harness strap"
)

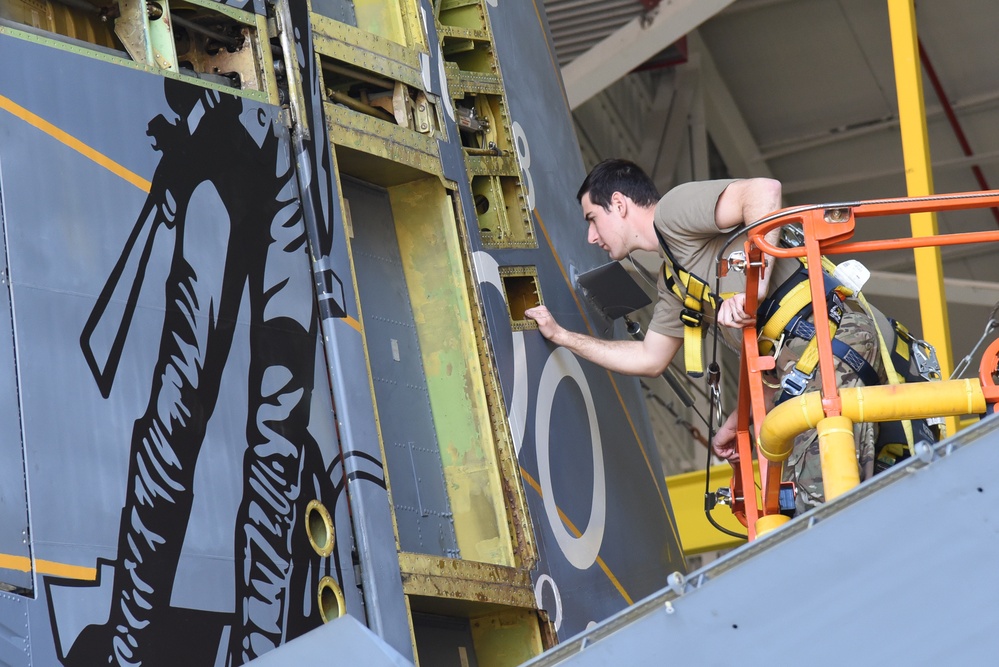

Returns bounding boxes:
[759,280,814,356]
[856,291,915,452]
[660,260,719,378]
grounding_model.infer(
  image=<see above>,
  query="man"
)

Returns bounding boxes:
[525,159,884,513]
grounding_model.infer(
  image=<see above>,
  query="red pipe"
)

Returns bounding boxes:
[918,39,999,227]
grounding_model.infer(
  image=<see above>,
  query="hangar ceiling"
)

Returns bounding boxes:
[540,0,999,474]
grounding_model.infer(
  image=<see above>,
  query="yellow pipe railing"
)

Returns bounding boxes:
[759,379,987,463]
[816,416,861,501]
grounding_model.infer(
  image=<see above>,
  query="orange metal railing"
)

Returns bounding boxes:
[724,191,999,538]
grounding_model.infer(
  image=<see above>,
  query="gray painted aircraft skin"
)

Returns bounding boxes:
[524,413,999,666]
[0,1,684,665]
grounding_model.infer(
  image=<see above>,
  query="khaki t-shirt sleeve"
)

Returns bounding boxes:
[657,180,738,240]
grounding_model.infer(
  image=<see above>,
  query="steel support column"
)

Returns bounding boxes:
[886,0,958,435]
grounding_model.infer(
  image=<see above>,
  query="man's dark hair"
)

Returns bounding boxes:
[576,159,659,209]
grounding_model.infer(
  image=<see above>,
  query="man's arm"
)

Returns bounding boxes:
[524,305,682,377]
[714,178,783,329]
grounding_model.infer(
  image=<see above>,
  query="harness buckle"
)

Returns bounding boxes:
[780,367,814,398]
[912,338,942,381]
[679,308,703,328]
[758,331,786,360]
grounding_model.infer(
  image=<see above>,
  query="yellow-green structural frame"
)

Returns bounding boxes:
[886,0,958,436]
[312,2,546,663]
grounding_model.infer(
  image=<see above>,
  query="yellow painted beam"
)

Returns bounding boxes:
[886,0,958,436]
[665,463,751,555]
[390,179,515,568]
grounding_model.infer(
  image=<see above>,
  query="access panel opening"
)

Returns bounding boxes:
[500,268,541,330]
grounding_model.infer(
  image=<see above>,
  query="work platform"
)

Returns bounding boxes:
[524,412,999,665]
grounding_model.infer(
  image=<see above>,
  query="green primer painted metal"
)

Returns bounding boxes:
[465,155,520,177]
[179,0,255,24]
[0,25,268,103]
[444,62,503,96]
[324,102,442,179]
[312,15,424,89]
[471,609,545,667]
[350,0,407,47]
[389,179,515,568]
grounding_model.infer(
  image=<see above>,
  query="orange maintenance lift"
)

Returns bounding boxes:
[724,191,999,538]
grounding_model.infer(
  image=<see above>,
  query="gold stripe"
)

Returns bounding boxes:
[342,314,362,333]
[0,553,97,581]
[520,468,634,605]
[0,94,151,193]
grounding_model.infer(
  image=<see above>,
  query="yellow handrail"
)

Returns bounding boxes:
[758,379,987,463]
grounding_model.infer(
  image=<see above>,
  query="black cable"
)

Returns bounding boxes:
[625,316,712,429]
[702,301,747,540]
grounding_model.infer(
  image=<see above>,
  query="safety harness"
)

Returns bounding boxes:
[755,256,940,460]
[655,226,939,463]
[654,227,734,378]
[872,319,940,471]
[757,264,881,405]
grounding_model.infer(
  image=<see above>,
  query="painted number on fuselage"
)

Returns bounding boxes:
[511,121,536,212]
[473,251,605,572]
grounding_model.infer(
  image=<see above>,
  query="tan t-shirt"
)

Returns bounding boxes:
[647,180,797,348]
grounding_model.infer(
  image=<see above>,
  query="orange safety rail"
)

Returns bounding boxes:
[727,190,999,538]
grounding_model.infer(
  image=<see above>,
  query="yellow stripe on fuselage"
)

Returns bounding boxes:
[0,553,97,581]
[520,467,634,605]
[0,93,151,193]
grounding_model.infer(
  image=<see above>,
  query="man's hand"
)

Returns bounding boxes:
[524,305,563,343]
[716,293,756,329]
[711,410,741,462]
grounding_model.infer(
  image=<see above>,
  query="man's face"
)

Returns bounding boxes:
[582,192,629,260]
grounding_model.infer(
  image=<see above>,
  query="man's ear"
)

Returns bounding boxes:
[611,191,627,216]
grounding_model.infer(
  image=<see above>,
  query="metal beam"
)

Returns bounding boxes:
[780,147,999,195]
[688,31,774,179]
[561,0,736,110]
[887,0,956,435]
[863,271,999,306]
[636,72,678,176]
[640,66,700,193]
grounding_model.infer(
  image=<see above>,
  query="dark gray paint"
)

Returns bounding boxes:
[311,0,357,24]
[343,177,459,559]
[481,1,685,637]
[0,28,360,665]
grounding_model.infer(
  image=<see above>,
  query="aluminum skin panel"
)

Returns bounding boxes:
[312,0,358,25]
[0,25,358,666]
[343,177,460,559]
[0,591,29,666]
[286,0,413,654]
[0,179,31,594]
[475,1,687,639]
[526,414,999,666]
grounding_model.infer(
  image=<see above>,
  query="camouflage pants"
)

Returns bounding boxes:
[766,309,882,514]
